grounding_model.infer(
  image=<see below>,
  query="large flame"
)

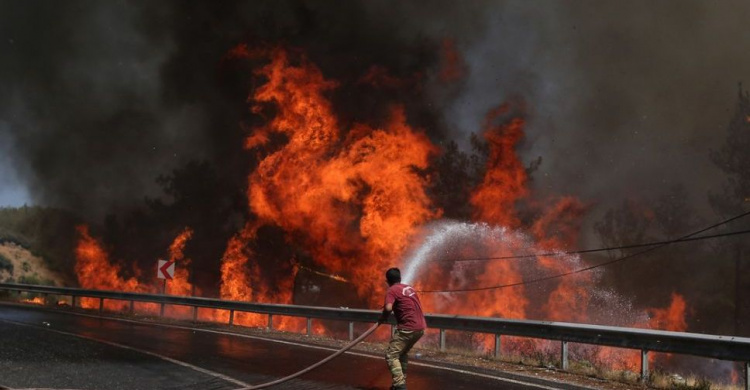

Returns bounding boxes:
[165,227,194,297]
[74,225,199,314]
[75,225,151,310]
[223,47,438,310]
[469,104,528,228]
[164,227,195,317]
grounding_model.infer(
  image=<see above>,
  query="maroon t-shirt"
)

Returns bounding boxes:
[385,283,427,331]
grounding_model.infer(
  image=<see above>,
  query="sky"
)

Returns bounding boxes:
[0,123,29,207]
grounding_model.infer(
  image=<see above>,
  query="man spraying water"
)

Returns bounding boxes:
[378,268,427,390]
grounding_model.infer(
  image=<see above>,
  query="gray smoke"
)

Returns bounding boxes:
[1,0,749,234]
[444,1,750,239]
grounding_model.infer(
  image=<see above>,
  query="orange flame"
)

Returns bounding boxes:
[165,227,194,296]
[164,227,195,317]
[217,223,266,327]
[647,293,688,332]
[75,225,150,310]
[595,293,689,370]
[21,297,45,305]
[469,104,528,228]
[531,197,590,322]
[227,47,439,313]
[74,225,198,315]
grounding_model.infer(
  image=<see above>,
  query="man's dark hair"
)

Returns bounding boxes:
[386,268,401,285]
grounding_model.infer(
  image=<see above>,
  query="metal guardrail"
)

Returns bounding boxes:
[1,282,748,386]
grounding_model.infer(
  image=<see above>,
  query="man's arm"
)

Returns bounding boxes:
[379,303,393,323]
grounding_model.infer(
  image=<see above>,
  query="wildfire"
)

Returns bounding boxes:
[232,47,438,309]
[21,296,45,305]
[74,225,198,315]
[71,43,690,364]
[164,227,195,317]
[75,225,150,310]
[469,104,528,229]
[647,293,688,331]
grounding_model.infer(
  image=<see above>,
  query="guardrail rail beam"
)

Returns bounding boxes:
[3,281,750,384]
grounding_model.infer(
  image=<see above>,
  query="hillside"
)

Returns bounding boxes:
[0,206,81,285]
[0,242,64,285]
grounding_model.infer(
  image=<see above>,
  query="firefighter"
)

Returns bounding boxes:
[378,268,427,390]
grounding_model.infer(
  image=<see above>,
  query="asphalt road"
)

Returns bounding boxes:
[0,303,576,390]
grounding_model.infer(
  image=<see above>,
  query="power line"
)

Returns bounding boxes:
[419,210,750,294]
[440,229,750,263]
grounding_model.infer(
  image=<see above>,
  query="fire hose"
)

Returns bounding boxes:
[237,322,381,389]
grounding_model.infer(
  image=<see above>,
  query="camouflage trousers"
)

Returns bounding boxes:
[385,328,424,387]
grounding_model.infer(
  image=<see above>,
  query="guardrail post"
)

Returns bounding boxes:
[561,341,569,370]
[71,295,76,308]
[306,318,312,336]
[439,329,446,352]
[159,302,165,317]
[129,300,134,314]
[228,310,234,326]
[494,334,501,358]
[192,306,198,322]
[744,361,748,390]
[349,322,354,341]
[99,298,104,313]
[42,293,48,305]
[267,314,273,331]
[640,349,649,381]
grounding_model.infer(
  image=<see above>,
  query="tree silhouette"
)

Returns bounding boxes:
[708,83,750,335]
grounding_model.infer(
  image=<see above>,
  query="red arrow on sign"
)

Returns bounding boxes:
[157,259,175,280]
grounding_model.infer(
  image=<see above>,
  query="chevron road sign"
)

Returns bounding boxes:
[157,259,175,280]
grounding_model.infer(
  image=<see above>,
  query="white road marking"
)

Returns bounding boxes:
[0,304,575,390]
[0,318,251,388]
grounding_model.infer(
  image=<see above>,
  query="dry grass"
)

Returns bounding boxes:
[0,242,63,285]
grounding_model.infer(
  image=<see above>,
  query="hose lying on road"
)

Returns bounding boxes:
[237,323,381,389]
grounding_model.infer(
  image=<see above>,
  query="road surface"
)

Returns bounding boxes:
[0,303,581,390]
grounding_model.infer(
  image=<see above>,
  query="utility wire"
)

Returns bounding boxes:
[441,228,750,263]
[419,209,750,294]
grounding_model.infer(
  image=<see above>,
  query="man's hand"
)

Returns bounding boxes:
[379,303,393,324]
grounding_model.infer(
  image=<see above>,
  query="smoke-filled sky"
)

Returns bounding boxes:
[1,0,749,240]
